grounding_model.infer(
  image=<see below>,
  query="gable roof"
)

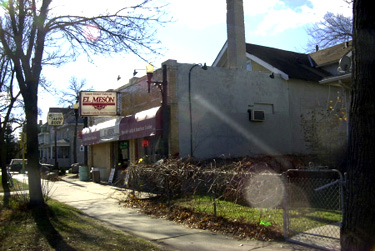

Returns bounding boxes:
[246,43,330,82]
[309,41,352,67]
[213,42,353,82]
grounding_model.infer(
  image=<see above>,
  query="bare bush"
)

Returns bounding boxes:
[126,155,305,205]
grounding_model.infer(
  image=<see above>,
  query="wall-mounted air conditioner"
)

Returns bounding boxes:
[248,109,265,122]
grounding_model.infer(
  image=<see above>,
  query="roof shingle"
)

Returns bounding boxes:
[246,43,331,82]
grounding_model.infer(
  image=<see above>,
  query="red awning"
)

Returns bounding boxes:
[81,106,162,146]
[120,106,162,140]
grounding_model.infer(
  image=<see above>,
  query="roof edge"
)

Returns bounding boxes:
[212,41,228,67]
[246,53,289,80]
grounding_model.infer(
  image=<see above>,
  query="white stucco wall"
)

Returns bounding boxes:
[174,63,344,159]
[176,64,289,158]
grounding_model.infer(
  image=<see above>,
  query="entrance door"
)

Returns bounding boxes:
[118,141,130,168]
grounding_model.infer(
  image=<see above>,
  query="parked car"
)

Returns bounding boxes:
[40,162,55,173]
[7,159,54,173]
[7,159,27,173]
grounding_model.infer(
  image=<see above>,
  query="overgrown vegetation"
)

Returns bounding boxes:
[123,156,341,241]
[0,198,164,250]
[126,156,305,204]
[300,91,348,168]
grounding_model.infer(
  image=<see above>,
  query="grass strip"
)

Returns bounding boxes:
[175,196,341,233]
[0,197,164,250]
[0,175,29,192]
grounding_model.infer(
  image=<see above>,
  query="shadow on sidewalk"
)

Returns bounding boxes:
[60,179,85,187]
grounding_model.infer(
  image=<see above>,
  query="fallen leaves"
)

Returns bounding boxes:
[123,199,283,241]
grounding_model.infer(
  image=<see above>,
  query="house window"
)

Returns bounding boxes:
[246,60,252,71]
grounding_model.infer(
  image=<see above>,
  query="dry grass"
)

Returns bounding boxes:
[0,198,166,250]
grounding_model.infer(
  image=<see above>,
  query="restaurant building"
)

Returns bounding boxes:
[81,50,348,182]
[80,0,348,182]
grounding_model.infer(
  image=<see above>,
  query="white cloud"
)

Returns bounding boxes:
[309,0,352,17]
[248,0,352,36]
[255,8,305,35]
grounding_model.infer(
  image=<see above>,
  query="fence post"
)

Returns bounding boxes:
[211,190,216,217]
[282,172,289,239]
[166,174,171,206]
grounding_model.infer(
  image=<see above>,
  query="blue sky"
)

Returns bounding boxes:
[39,0,352,121]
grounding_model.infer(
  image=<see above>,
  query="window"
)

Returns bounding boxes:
[246,60,252,71]
[58,146,70,158]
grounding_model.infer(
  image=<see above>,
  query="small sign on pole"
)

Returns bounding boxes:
[47,112,64,126]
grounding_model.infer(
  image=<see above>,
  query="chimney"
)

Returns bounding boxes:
[226,0,247,69]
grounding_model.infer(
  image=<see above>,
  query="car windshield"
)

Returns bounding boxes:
[11,160,27,165]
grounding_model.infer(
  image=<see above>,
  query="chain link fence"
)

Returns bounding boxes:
[124,160,344,248]
[125,160,287,233]
[283,169,343,250]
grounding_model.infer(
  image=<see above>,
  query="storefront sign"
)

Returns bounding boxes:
[120,141,128,149]
[81,130,100,145]
[47,112,64,126]
[80,91,118,116]
[142,140,149,147]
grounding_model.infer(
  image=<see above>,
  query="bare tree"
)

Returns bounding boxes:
[0,0,169,208]
[0,52,23,206]
[307,12,353,50]
[58,77,92,107]
[58,76,92,163]
[340,0,375,249]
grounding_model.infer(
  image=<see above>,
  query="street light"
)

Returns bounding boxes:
[146,63,169,157]
[146,63,165,94]
[75,97,88,166]
[73,102,79,164]
[146,63,154,93]
[188,63,208,157]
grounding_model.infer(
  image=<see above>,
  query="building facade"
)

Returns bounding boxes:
[81,41,350,181]
[38,108,84,168]
[80,0,349,181]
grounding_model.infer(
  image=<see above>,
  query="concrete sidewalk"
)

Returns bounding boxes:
[11,174,317,251]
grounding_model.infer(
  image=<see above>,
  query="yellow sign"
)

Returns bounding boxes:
[47,112,64,126]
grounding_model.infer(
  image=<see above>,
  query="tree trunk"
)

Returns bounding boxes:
[24,83,44,208]
[1,166,10,207]
[0,132,11,207]
[341,0,375,250]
